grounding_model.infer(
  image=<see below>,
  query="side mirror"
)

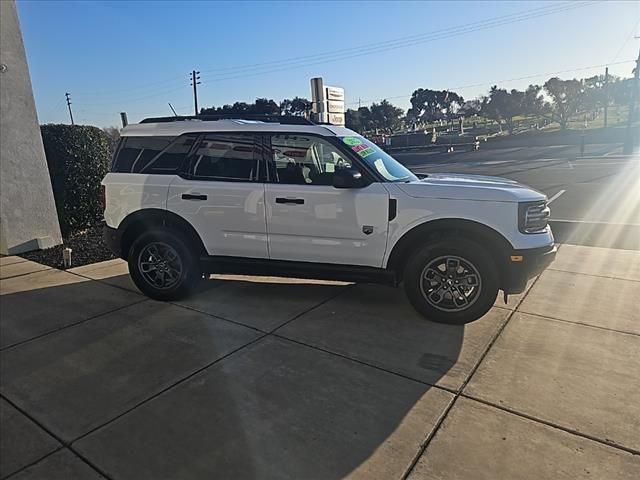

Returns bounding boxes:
[333,168,368,189]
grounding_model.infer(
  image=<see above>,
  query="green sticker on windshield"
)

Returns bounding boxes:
[342,136,362,146]
[357,147,375,158]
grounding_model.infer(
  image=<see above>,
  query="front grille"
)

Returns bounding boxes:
[519,201,550,233]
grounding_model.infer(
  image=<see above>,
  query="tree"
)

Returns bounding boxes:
[102,126,120,154]
[369,100,404,133]
[346,106,375,133]
[252,98,280,115]
[200,98,279,116]
[543,77,584,129]
[459,99,482,117]
[407,89,464,124]
[522,85,547,118]
[281,97,311,116]
[481,86,525,134]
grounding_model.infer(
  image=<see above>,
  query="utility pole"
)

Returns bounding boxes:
[623,46,640,154]
[358,97,361,109]
[189,70,201,116]
[604,67,609,128]
[65,92,74,125]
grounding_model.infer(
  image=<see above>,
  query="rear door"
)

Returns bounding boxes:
[264,134,390,267]
[167,133,269,259]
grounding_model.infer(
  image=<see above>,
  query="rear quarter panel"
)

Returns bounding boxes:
[102,173,175,228]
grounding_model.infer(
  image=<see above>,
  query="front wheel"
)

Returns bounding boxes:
[404,238,499,324]
[128,229,201,301]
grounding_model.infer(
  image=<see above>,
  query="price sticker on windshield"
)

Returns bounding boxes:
[342,136,363,146]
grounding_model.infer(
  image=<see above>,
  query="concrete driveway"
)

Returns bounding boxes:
[0,245,638,479]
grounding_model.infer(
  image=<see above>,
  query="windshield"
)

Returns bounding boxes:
[340,136,417,182]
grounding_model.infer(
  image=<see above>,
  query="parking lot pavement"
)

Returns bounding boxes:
[1,245,639,479]
[407,397,640,480]
[75,337,453,480]
[0,268,142,349]
[277,284,510,391]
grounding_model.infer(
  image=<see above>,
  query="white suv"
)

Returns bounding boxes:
[102,115,556,324]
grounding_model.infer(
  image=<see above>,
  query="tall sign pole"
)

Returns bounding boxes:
[603,67,609,128]
[310,77,345,126]
[623,47,640,154]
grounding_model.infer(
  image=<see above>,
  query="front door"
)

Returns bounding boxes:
[264,134,389,267]
[167,133,269,259]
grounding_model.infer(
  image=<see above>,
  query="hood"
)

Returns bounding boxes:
[398,173,546,203]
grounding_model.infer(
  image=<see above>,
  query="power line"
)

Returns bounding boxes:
[200,1,595,77]
[348,59,637,107]
[198,1,598,84]
[70,1,596,101]
[611,18,640,64]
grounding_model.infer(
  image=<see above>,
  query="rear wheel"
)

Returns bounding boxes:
[128,229,200,301]
[404,238,499,324]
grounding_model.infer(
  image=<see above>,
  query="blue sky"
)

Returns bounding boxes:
[17,0,640,127]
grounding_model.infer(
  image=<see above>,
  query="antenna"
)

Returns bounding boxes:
[168,103,178,117]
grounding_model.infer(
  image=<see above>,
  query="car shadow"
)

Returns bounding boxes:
[0,269,469,479]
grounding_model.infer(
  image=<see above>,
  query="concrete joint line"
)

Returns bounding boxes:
[69,333,269,445]
[0,394,112,480]
[270,333,457,394]
[546,267,640,284]
[402,265,549,479]
[0,299,148,353]
[0,268,52,281]
[0,446,64,480]
[460,394,640,457]
[514,310,640,338]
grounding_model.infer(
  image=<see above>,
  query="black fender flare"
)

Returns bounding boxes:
[118,209,207,259]
[386,218,513,280]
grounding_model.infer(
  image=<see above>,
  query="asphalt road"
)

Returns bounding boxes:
[394,143,640,250]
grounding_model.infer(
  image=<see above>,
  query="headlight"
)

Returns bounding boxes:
[519,200,550,233]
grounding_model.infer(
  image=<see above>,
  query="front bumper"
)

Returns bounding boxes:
[502,243,557,294]
[102,223,123,258]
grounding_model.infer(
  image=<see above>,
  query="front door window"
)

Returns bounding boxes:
[270,135,356,185]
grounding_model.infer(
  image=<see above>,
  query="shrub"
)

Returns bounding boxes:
[40,124,111,237]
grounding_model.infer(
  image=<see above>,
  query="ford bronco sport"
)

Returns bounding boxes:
[102,115,556,324]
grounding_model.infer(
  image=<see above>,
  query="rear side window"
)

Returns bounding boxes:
[189,134,258,181]
[112,136,174,173]
[143,134,197,174]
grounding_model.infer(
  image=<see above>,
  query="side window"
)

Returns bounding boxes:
[112,136,174,173]
[141,134,197,174]
[190,134,258,181]
[271,135,354,185]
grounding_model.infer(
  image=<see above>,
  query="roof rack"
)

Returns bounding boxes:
[139,114,315,125]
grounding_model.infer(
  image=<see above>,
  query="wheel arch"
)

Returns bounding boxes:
[118,209,207,260]
[386,218,513,279]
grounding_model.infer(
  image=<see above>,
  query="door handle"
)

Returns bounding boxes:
[275,197,304,205]
[182,193,207,201]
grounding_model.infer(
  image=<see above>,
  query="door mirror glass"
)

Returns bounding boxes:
[333,168,368,189]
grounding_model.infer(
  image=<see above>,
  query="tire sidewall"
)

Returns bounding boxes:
[128,229,199,301]
[404,238,499,324]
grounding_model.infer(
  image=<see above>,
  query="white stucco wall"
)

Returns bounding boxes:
[0,0,62,254]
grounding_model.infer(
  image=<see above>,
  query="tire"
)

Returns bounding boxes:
[403,237,499,324]
[128,229,201,301]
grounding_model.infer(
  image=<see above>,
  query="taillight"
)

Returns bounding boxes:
[100,185,106,212]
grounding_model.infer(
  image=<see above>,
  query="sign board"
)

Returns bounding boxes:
[310,77,345,126]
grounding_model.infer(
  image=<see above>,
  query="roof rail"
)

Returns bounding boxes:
[139,114,315,125]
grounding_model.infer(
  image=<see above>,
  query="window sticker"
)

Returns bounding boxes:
[357,147,376,158]
[342,136,363,146]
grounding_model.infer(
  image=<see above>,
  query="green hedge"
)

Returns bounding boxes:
[40,124,111,236]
